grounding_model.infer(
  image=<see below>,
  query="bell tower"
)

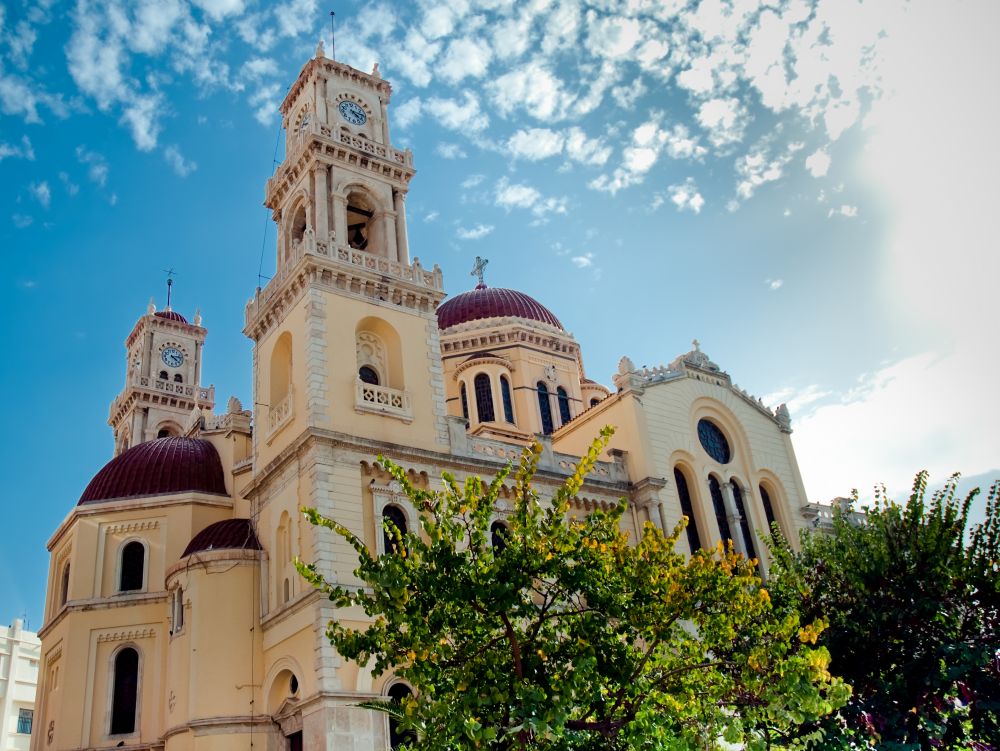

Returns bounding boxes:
[245,45,449,468]
[109,298,215,455]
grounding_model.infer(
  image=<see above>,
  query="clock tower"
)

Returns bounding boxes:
[108,299,215,455]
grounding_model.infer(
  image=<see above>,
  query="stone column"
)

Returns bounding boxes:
[720,481,747,557]
[381,210,399,261]
[393,190,410,264]
[381,99,390,144]
[314,166,329,242]
[332,195,347,253]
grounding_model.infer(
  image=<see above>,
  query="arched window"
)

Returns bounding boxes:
[282,578,290,604]
[491,521,509,553]
[590,397,600,408]
[674,467,702,554]
[760,485,778,530]
[270,332,293,412]
[500,377,515,424]
[731,481,758,561]
[387,683,415,749]
[119,541,145,592]
[158,370,169,380]
[173,373,183,383]
[60,562,70,606]
[382,505,407,555]
[557,387,571,425]
[346,190,377,254]
[537,383,553,435]
[460,383,469,420]
[474,373,495,422]
[110,647,139,735]
[708,476,733,544]
[157,428,170,439]
[289,203,307,250]
[358,365,379,385]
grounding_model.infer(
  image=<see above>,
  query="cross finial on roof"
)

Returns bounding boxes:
[692,338,700,351]
[471,256,488,287]
[163,268,176,309]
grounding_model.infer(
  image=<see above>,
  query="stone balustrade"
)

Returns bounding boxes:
[355,379,412,421]
[268,391,293,436]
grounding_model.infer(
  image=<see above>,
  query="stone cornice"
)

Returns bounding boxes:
[243,251,444,342]
[166,548,263,582]
[124,314,205,350]
[452,354,514,379]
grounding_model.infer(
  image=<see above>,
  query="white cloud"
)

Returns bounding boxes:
[12,214,33,229]
[393,98,423,129]
[564,127,611,166]
[120,94,162,151]
[456,223,494,240]
[590,117,705,194]
[792,343,1000,504]
[764,278,784,290]
[438,36,492,84]
[734,139,802,201]
[424,211,439,222]
[827,204,858,218]
[0,135,34,161]
[461,174,485,189]
[489,60,571,121]
[494,177,568,219]
[274,0,318,38]
[164,145,197,176]
[59,171,80,196]
[805,148,831,178]
[29,181,50,208]
[695,97,748,147]
[571,252,594,268]
[76,146,108,186]
[190,0,245,21]
[425,92,489,131]
[435,142,467,159]
[667,177,704,214]
[248,83,281,125]
[506,128,564,161]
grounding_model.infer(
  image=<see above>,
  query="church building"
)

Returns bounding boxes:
[31,47,815,751]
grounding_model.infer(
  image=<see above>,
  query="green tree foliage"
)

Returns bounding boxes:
[298,429,848,750]
[767,472,1000,749]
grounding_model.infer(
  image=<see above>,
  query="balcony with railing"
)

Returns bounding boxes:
[268,390,293,438]
[355,379,412,422]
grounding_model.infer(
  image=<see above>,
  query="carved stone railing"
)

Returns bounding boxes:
[268,391,293,437]
[355,379,412,421]
[245,238,443,327]
[110,375,215,418]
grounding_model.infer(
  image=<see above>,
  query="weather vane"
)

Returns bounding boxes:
[471,256,488,287]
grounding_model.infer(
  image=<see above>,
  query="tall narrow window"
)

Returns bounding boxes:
[708,476,733,544]
[500,376,514,424]
[760,485,778,530]
[474,373,495,422]
[173,587,184,631]
[382,505,408,555]
[557,387,571,425]
[731,481,758,561]
[674,468,702,553]
[110,648,139,735]
[460,383,469,420]
[119,542,145,592]
[537,383,553,434]
[60,562,70,606]
[387,683,415,749]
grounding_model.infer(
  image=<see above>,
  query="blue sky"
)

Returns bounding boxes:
[1,0,997,628]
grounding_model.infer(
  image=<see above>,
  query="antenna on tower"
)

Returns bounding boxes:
[163,268,177,310]
[329,11,336,60]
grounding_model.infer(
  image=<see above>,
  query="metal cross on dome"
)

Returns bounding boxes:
[471,256,488,286]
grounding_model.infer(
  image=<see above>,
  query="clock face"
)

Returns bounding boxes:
[161,347,184,368]
[338,100,367,125]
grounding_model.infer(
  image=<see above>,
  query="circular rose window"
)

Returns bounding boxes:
[697,419,731,464]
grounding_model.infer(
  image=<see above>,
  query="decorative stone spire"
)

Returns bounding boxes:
[315,39,325,58]
[147,297,156,315]
[194,309,202,326]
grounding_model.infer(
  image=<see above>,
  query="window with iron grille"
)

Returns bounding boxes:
[537,383,553,434]
[17,709,33,734]
[474,373,495,422]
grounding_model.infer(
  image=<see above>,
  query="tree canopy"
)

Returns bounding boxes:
[298,430,848,750]
[767,472,1000,749]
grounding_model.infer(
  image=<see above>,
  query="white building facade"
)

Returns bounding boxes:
[0,620,40,751]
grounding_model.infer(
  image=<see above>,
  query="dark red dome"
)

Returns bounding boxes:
[437,285,563,331]
[154,310,188,323]
[79,437,227,505]
[182,518,262,557]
